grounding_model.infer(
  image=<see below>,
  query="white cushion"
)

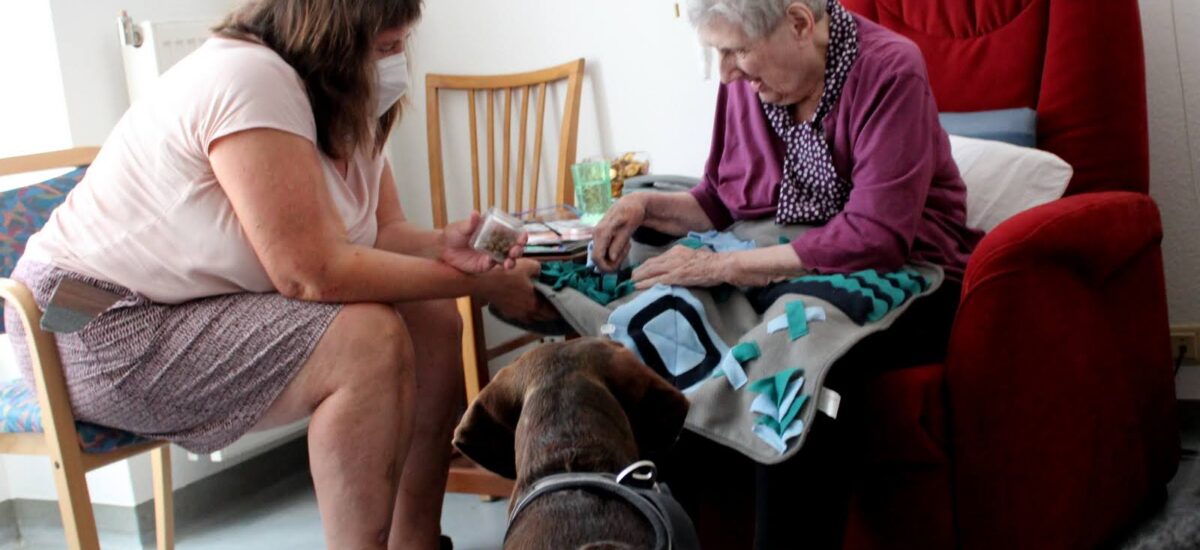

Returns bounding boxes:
[948,134,1073,232]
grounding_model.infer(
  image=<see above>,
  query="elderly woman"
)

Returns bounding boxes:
[4,1,538,548]
[591,0,982,546]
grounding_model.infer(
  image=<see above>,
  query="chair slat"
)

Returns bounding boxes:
[425,85,448,228]
[486,89,496,209]
[516,86,531,213]
[467,90,481,213]
[530,82,548,211]
[501,88,513,212]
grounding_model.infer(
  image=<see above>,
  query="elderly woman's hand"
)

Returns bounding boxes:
[441,212,525,274]
[591,194,647,272]
[632,245,730,289]
[633,244,806,289]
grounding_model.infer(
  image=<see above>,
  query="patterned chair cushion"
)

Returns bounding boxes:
[0,165,87,333]
[0,379,147,453]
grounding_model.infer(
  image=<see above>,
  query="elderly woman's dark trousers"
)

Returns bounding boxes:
[662,281,962,550]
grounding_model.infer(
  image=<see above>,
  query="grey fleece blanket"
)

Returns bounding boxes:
[534,220,942,465]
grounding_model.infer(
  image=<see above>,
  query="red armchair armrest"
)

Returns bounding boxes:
[946,191,1179,549]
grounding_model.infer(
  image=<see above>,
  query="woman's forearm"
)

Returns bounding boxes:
[640,192,715,236]
[375,221,445,260]
[284,244,480,303]
[722,244,806,286]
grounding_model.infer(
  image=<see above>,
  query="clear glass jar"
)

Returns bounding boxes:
[471,208,526,262]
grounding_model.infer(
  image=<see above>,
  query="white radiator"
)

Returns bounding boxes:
[115,12,309,462]
[117,12,213,104]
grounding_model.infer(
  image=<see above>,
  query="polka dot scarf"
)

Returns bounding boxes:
[764,0,858,225]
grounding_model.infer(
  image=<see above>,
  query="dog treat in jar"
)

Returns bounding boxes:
[471,208,526,262]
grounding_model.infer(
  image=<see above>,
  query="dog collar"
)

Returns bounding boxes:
[504,460,700,550]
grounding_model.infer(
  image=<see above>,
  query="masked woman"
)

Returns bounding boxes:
[4,1,535,548]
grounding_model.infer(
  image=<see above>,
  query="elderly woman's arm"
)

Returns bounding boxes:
[210,128,512,303]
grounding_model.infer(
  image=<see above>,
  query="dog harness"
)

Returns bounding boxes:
[505,461,700,550]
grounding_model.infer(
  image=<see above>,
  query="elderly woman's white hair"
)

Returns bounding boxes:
[687,0,828,39]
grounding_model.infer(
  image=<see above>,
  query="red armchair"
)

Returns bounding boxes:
[838,0,1179,548]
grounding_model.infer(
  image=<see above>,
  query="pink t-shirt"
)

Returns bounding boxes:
[25,37,384,304]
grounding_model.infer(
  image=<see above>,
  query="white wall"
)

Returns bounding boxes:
[1140,0,1200,397]
[389,0,717,230]
[0,0,70,159]
[46,0,238,146]
[1144,0,1200,328]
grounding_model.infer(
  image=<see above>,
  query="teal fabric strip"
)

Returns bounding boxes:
[539,261,636,305]
[853,270,905,307]
[748,368,802,398]
[778,235,791,245]
[780,393,809,429]
[883,271,923,297]
[901,267,930,291]
[732,341,761,363]
[678,237,705,249]
[785,300,809,340]
[601,273,618,293]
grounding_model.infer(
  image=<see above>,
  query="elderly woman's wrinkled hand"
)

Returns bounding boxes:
[441,212,526,274]
[632,245,730,289]
[591,195,647,272]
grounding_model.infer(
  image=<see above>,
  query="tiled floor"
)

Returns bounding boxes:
[173,476,510,550]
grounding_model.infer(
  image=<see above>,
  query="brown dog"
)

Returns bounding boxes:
[453,338,692,549]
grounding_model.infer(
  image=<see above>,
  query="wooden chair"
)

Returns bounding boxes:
[0,148,174,550]
[425,59,585,497]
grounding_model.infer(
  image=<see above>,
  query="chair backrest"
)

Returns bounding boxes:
[0,147,98,334]
[425,59,586,228]
[843,0,1149,196]
[0,147,98,177]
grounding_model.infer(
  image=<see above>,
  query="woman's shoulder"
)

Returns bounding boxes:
[173,37,303,89]
[850,15,929,83]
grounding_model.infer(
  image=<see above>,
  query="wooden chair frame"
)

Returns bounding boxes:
[426,59,585,497]
[0,147,174,550]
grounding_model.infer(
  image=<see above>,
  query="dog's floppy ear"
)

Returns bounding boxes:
[452,365,525,479]
[602,349,691,461]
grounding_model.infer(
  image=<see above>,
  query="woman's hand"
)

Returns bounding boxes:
[475,259,559,323]
[633,244,805,289]
[440,212,525,274]
[591,194,647,272]
[632,245,729,289]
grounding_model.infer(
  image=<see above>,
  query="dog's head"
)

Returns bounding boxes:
[453,338,690,479]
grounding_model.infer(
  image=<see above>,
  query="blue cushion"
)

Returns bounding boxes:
[0,379,147,453]
[938,108,1038,148]
[0,166,88,333]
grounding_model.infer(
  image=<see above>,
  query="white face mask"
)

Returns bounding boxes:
[374,53,410,117]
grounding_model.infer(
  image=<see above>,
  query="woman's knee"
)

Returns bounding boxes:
[331,303,415,388]
[397,299,462,340]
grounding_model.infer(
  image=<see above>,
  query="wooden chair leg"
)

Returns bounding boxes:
[49,446,100,550]
[151,446,175,550]
[458,297,490,403]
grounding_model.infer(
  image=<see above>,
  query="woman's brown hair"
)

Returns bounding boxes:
[214,0,422,159]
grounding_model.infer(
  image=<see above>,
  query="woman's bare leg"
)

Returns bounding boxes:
[256,303,416,550]
[388,299,464,550]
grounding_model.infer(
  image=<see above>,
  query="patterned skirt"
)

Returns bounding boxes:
[3,259,341,453]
